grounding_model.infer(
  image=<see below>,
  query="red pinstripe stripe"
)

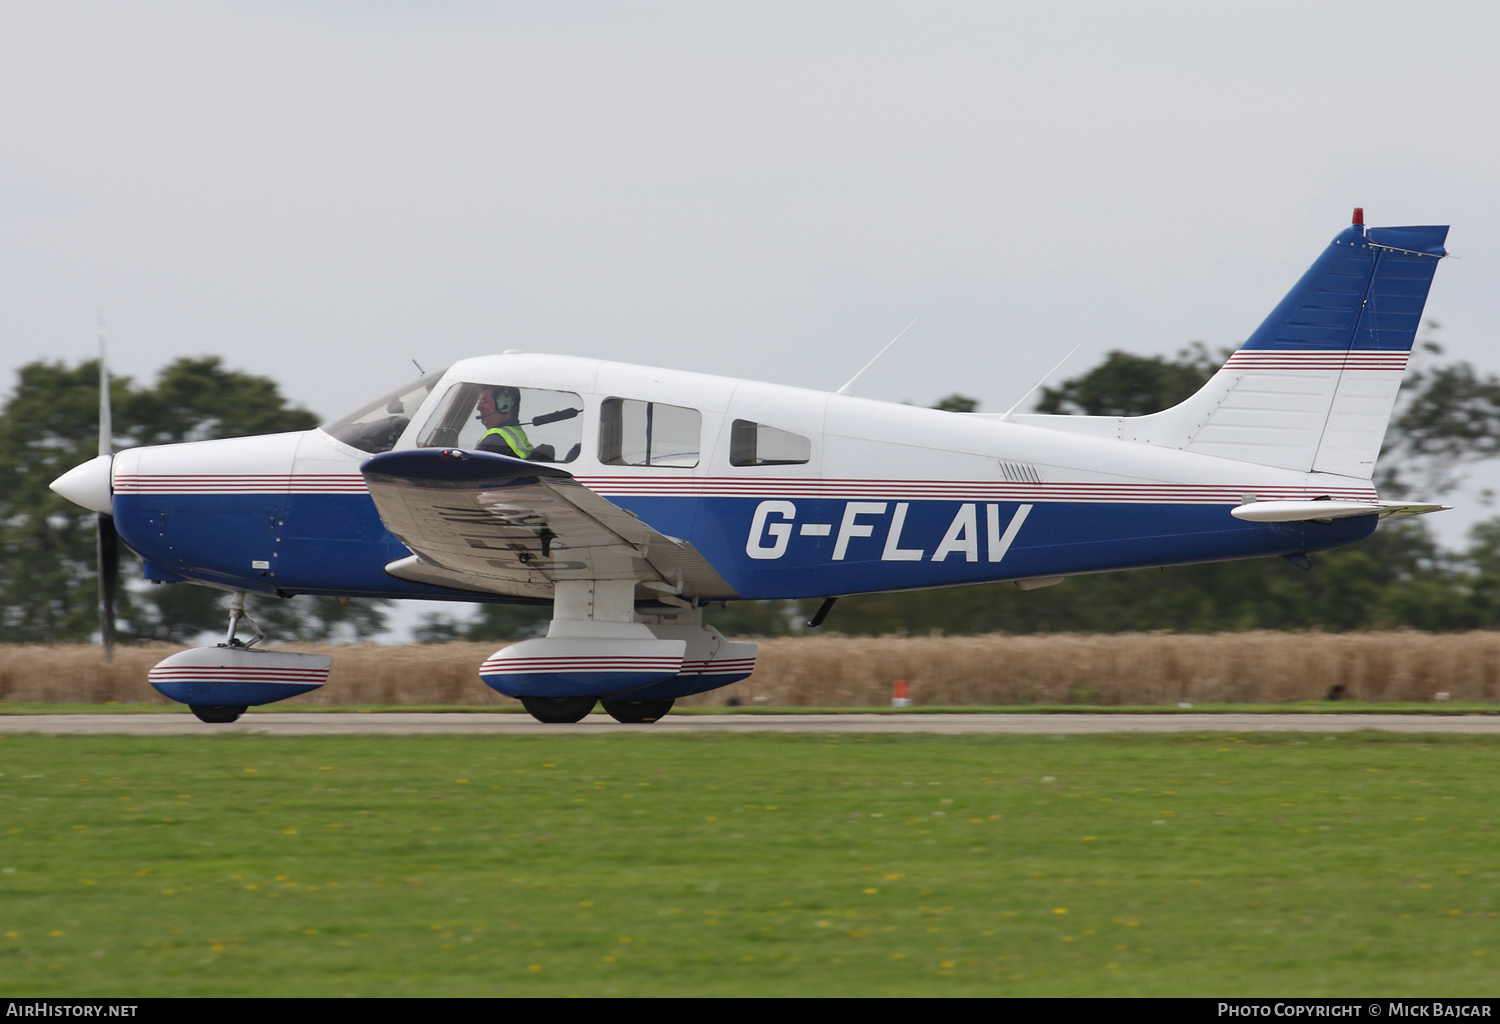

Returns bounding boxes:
[116,475,1379,505]
[482,659,681,672]
[574,480,1379,502]
[148,670,327,682]
[116,475,366,494]
[1223,350,1408,370]
[148,667,327,675]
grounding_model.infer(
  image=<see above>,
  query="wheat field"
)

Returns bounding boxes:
[5,631,1500,707]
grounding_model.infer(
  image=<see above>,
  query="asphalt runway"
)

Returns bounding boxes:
[3,712,1500,735]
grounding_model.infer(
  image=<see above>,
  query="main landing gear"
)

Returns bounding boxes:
[480,581,754,726]
[516,696,678,724]
[518,696,597,724]
[600,699,675,724]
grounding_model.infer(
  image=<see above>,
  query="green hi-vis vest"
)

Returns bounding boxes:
[481,425,533,458]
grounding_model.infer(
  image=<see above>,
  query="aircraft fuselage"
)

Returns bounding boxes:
[108,353,1377,605]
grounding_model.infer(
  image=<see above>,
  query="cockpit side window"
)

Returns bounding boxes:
[322,366,450,455]
[729,419,811,466]
[413,382,584,463]
[599,398,701,467]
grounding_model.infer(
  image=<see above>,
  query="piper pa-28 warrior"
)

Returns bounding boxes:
[51,211,1451,724]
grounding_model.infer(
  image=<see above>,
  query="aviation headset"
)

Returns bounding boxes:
[479,386,521,420]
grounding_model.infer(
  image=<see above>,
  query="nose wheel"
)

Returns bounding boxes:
[189,705,247,724]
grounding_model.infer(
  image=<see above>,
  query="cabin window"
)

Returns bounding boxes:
[729,419,811,466]
[323,366,450,454]
[414,382,584,463]
[599,398,701,468]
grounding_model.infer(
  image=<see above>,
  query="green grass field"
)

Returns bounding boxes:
[2,731,1497,996]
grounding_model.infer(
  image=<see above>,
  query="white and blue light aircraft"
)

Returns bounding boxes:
[50,211,1450,724]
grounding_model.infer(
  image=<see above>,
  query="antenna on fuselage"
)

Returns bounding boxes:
[411,359,425,375]
[836,318,919,396]
[996,344,1081,422]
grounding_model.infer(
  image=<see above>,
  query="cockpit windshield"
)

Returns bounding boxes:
[322,366,451,454]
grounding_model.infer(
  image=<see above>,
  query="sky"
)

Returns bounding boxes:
[4,2,1500,635]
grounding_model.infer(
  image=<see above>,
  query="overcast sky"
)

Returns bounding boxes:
[5,1,1497,422]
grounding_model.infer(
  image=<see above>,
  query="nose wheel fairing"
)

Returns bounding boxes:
[148,645,332,709]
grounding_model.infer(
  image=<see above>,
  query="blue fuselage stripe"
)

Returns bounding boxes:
[113,491,1376,600]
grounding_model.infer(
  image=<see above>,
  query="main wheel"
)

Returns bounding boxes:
[600,699,675,724]
[189,705,247,724]
[519,695,597,724]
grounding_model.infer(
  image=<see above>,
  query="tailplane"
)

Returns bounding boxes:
[1017,211,1449,479]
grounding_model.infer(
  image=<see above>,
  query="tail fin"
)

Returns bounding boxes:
[1025,214,1449,479]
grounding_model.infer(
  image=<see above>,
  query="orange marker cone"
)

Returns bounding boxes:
[892,679,911,708]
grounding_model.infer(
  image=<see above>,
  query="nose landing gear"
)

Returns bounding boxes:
[148,592,332,723]
[189,705,248,724]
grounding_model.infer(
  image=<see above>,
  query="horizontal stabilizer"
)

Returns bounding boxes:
[1230,500,1450,523]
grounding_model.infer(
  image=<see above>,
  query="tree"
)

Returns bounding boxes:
[705,599,811,636]
[0,361,131,642]
[933,394,980,413]
[0,356,387,645]
[1035,343,1225,416]
[252,595,390,643]
[1377,331,1500,499]
[122,356,319,446]
[414,602,552,644]
[412,598,815,644]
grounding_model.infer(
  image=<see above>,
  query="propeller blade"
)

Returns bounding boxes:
[97,512,118,661]
[98,316,111,459]
[97,316,116,661]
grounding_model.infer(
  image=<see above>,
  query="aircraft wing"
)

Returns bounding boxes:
[361,448,737,602]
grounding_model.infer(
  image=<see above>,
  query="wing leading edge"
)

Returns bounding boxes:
[361,448,737,602]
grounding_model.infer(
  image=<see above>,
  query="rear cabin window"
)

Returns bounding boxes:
[599,399,701,467]
[729,419,811,467]
[415,382,584,463]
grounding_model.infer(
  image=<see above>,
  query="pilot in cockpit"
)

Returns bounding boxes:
[475,386,536,459]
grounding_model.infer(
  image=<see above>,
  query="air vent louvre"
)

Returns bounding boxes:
[998,461,1042,484]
